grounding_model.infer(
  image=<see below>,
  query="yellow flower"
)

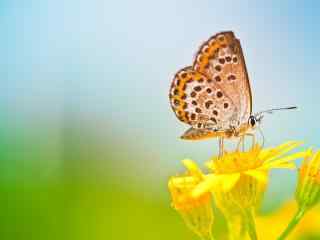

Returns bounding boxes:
[168,159,214,240]
[193,141,307,205]
[278,149,320,239]
[191,141,308,240]
[296,149,320,210]
[168,141,309,240]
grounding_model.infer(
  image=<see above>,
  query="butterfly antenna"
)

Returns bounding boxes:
[256,106,297,117]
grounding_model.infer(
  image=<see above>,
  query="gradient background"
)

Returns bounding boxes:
[1,1,320,239]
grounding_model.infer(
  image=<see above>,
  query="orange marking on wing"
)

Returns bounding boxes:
[193,32,234,77]
[169,67,194,123]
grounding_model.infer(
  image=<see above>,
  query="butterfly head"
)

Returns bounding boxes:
[248,115,263,129]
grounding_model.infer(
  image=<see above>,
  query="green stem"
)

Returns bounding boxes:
[277,207,307,240]
[244,208,258,240]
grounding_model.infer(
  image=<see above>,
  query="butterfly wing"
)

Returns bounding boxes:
[169,31,252,140]
[169,66,238,139]
[193,31,252,129]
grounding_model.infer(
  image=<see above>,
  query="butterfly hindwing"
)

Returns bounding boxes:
[169,66,237,132]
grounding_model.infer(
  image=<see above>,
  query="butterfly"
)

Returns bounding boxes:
[169,31,296,146]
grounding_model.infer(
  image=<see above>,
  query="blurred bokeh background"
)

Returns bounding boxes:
[1,0,320,239]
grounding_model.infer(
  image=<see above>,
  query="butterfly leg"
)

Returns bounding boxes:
[219,137,225,157]
[236,135,245,152]
[242,136,245,151]
[244,133,256,149]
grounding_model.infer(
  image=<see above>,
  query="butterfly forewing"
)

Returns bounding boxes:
[193,31,252,128]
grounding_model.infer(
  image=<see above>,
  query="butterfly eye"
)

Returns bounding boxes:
[249,116,256,127]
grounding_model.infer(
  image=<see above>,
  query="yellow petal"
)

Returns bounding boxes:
[301,148,314,174]
[192,174,220,198]
[266,162,296,170]
[221,173,240,192]
[311,150,320,169]
[245,170,268,184]
[205,160,214,170]
[259,147,272,158]
[274,141,303,154]
[182,159,204,179]
[263,151,310,169]
[263,141,303,163]
[192,173,240,198]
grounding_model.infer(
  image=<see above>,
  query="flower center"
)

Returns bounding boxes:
[210,148,263,174]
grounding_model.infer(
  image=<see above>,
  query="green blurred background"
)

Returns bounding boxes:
[1,1,320,239]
